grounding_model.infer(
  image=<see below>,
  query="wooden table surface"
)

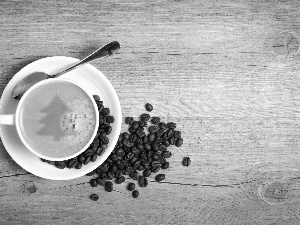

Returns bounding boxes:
[1,0,300,224]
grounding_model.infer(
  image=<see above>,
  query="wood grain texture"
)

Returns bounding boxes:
[1,0,300,224]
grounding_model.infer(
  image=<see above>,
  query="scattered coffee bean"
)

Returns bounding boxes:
[175,138,183,147]
[161,162,169,169]
[132,190,139,198]
[155,174,165,182]
[138,176,148,187]
[125,117,134,125]
[90,193,99,201]
[127,183,135,191]
[145,103,153,112]
[182,157,191,167]
[105,181,113,192]
[90,179,98,187]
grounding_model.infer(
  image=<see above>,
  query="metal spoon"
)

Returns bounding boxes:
[12,41,120,100]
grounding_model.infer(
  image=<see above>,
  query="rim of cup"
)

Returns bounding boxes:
[15,78,99,161]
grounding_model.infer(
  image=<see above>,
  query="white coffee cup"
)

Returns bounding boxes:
[0,78,99,161]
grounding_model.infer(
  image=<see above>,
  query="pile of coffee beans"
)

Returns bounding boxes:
[88,102,185,199]
[41,95,114,169]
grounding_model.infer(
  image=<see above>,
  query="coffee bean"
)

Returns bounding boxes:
[86,170,96,176]
[135,126,143,135]
[129,156,138,165]
[163,151,172,158]
[101,143,108,150]
[93,95,101,101]
[155,129,164,138]
[102,108,110,117]
[129,171,139,180]
[159,122,168,131]
[140,113,150,121]
[75,162,82,169]
[137,165,144,171]
[68,158,78,168]
[125,117,134,125]
[128,127,136,134]
[182,157,191,167]
[143,169,151,177]
[143,136,148,143]
[151,161,161,167]
[131,121,140,130]
[132,190,139,198]
[151,117,160,125]
[105,181,113,192]
[132,147,141,155]
[162,139,170,147]
[90,179,98,187]
[109,165,118,174]
[145,103,153,112]
[116,148,125,157]
[105,158,113,165]
[173,130,181,139]
[127,183,135,191]
[115,169,122,178]
[155,174,165,182]
[90,193,99,201]
[106,126,112,135]
[144,143,152,151]
[55,161,66,169]
[123,140,132,148]
[136,143,144,150]
[116,176,125,184]
[167,122,176,129]
[175,138,183,147]
[166,129,175,139]
[99,117,104,125]
[91,153,97,162]
[96,147,105,156]
[152,153,160,161]
[147,133,155,142]
[123,132,130,140]
[107,171,115,179]
[138,176,148,187]
[149,126,159,134]
[84,148,95,157]
[101,136,109,144]
[162,162,169,169]
[96,177,106,186]
[151,142,159,151]
[169,136,175,145]
[139,120,147,127]
[147,151,154,159]
[133,160,141,169]
[106,116,115,123]
[151,165,161,173]
[84,156,91,165]
[140,151,147,159]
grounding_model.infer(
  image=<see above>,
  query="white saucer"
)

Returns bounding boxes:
[0,56,122,180]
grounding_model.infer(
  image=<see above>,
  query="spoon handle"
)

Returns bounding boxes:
[52,41,120,78]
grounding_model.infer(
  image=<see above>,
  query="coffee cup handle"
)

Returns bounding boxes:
[0,114,15,125]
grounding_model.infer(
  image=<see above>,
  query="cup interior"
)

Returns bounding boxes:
[15,78,99,161]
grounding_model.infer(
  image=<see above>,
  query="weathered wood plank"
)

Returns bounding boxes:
[1,0,300,224]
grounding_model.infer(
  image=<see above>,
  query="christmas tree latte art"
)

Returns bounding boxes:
[18,80,97,158]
